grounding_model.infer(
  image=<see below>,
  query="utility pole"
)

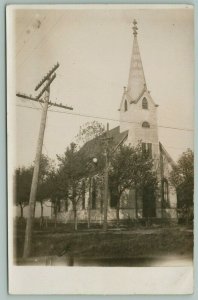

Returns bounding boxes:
[101,123,112,231]
[88,176,92,229]
[87,157,97,229]
[16,63,73,258]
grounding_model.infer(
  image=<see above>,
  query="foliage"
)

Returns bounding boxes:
[57,143,89,230]
[15,166,33,217]
[109,143,158,222]
[170,149,194,211]
[75,121,105,147]
[15,154,55,219]
[37,155,54,202]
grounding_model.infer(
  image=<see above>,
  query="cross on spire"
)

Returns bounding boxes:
[132,19,138,36]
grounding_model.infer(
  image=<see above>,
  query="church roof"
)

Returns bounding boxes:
[159,142,176,167]
[79,126,175,170]
[127,20,147,102]
[79,126,128,159]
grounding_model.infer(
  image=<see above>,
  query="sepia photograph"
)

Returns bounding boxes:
[7,4,194,294]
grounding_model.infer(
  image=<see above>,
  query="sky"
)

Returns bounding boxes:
[8,5,194,167]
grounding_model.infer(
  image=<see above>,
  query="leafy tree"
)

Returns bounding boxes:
[57,143,88,230]
[169,149,194,222]
[75,121,105,147]
[109,143,158,225]
[15,166,33,218]
[15,155,54,222]
[45,167,70,228]
[37,154,54,223]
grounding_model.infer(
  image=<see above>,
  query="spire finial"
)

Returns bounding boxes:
[132,19,138,36]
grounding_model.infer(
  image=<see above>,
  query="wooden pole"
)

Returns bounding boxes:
[88,176,92,229]
[23,87,50,258]
[103,123,109,231]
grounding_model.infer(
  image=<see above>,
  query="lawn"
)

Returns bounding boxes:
[14,222,193,261]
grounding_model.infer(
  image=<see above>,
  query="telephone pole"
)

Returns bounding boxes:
[101,123,112,231]
[16,63,73,258]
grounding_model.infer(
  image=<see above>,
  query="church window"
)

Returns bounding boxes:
[142,142,152,157]
[124,100,128,112]
[110,190,119,208]
[142,121,150,128]
[142,98,148,109]
[162,179,169,208]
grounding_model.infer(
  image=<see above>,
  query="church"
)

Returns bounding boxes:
[57,20,177,224]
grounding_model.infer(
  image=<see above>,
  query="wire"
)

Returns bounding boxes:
[16,103,194,133]
[18,13,65,70]
[16,14,47,58]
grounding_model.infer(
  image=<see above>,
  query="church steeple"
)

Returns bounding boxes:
[127,20,147,101]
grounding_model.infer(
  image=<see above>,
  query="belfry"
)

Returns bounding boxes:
[120,20,159,159]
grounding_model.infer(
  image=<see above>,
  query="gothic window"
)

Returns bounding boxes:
[142,121,150,128]
[142,97,148,109]
[142,142,152,158]
[124,100,128,112]
[162,179,169,208]
[110,190,118,208]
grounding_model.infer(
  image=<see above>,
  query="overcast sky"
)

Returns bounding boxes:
[9,5,194,167]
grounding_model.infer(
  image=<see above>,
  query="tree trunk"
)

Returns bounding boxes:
[116,198,120,227]
[135,188,138,219]
[74,207,78,231]
[88,177,92,229]
[40,202,44,227]
[41,202,44,219]
[54,198,57,229]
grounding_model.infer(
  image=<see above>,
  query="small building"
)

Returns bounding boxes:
[57,20,177,224]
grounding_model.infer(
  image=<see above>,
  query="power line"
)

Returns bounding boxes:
[16,14,47,58]
[18,13,65,70]
[16,103,194,133]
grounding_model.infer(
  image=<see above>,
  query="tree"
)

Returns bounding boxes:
[15,166,33,218]
[75,121,105,147]
[15,155,54,222]
[44,169,66,228]
[57,143,88,230]
[169,149,194,223]
[109,143,158,225]
[37,154,54,224]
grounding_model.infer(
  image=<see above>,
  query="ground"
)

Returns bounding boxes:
[14,221,193,266]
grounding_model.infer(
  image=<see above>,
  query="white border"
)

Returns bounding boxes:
[7,4,194,295]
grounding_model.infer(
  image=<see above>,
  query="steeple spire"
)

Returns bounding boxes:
[127,20,147,101]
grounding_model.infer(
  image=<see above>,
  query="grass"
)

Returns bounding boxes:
[14,221,193,260]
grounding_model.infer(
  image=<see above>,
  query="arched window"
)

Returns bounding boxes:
[142,97,148,109]
[142,142,152,158]
[124,100,128,112]
[142,121,150,128]
[162,179,169,208]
